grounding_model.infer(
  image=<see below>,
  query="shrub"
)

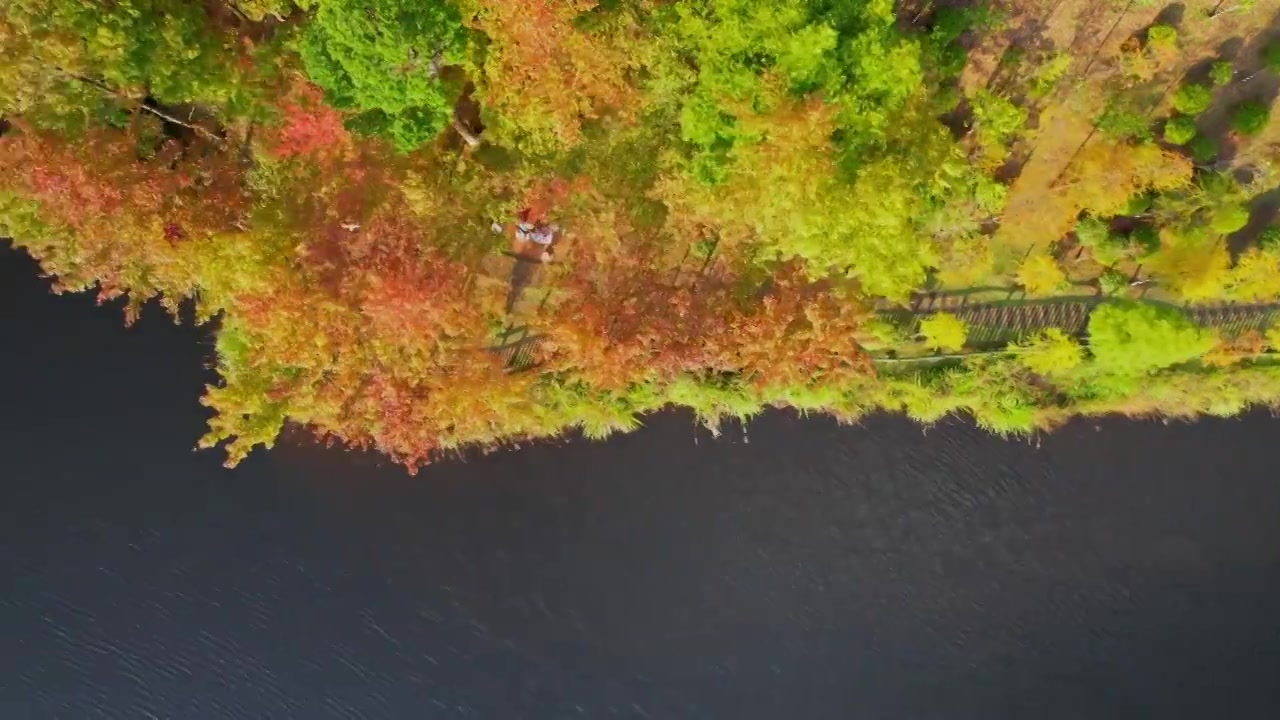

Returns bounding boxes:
[1162,116,1197,145]
[1097,106,1153,142]
[1171,84,1213,116]
[1099,268,1130,296]
[1088,302,1217,374]
[1146,25,1178,53]
[1230,101,1270,136]
[920,313,968,352]
[1075,216,1112,247]
[1187,134,1218,164]
[1210,60,1233,86]
[970,89,1028,149]
[1074,217,1125,264]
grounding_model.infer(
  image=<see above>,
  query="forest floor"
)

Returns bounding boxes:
[956,0,1280,282]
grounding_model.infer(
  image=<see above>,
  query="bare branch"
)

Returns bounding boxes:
[43,64,226,145]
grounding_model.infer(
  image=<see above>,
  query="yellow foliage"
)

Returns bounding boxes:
[1065,140,1193,218]
[1148,230,1231,302]
[934,235,994,287]
[1016,254,1067,296]
[920,312,968,352]
[1229,248,1280,302]
[1267,321,1280,351]
[467,0,640,149]
[1014,328,1083,375]
[656,93,945,298]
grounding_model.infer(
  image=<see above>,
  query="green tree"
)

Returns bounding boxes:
[1171,84,1212,116]
[1210,60,1233,86]
[1259,226,1280,250]
[1228,248,1280,301]
[1229,100,1270,136]
[299,0,471,151]
[0,0,288,130]
[1145,25,1177,54]
[1162,116,1197,145]
[1188,134,1217,164]
[1088,301,1216,374]
[1096,105,1153,142]
[1210,204,1249,235]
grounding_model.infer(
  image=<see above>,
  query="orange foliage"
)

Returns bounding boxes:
[2,123,246,234]
[519,175,592,223]
[265,82,350,160]
[0,124,248,315]
[469,0,638,145]
[536,224,869,392]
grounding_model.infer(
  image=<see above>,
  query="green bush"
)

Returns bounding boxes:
[1230,101,1271,136]
[1075,216,1130,264]
[1096,105,1153,142]
[1088,302,1217,375]
[1074,216,1112,247]
[1187,134,1218,164]
[1146,24,1177,52]
[1162,116,1197,145]
[970,89,1029,149]
[1210,60,1233,86]
[1099,269,1130,296]
[1171,84,1213,116]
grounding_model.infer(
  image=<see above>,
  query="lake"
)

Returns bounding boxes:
[3,246,1280,719]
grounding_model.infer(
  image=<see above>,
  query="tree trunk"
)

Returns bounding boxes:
[452,118,481,148]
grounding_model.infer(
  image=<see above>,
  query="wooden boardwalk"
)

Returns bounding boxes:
[884,296,1100,348]
[486,289,1280,372]
[885,292,1280,353]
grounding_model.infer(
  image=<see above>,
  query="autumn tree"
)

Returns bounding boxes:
[263,81,351,160]
[464,0,640,150]
[0,123,251,318]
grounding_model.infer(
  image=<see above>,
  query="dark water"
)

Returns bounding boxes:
[3,246,1280,719]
